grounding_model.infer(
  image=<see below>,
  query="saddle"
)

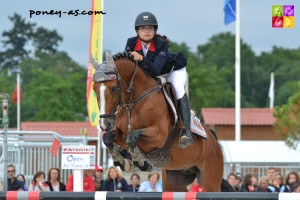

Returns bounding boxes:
[157,75,207,139]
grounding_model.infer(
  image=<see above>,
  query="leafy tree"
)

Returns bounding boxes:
[273,82,300,148]
[33,27,63,55]
[0,13,35,69]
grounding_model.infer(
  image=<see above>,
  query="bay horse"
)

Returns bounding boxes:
[91,52,229,192]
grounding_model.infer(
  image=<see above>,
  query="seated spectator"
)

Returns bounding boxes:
[28,171,50,191]
[187,178,203,192]
[267,172,289,192]
[66,169,95,191]
[104,166,129,192]
[16,174,28,191]
[94,165,105,191]
[139,172,163,192]
[285,171,299,192]
[256,176,269,192]
[7,164,24,191]
[129,173,140,192]
[236,172,243,191]
[267,167,276,183]
[45,167,66,191]
[227,173,239,191]
[240,173,258,192]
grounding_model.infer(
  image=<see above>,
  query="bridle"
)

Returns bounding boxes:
[94,55,162,132]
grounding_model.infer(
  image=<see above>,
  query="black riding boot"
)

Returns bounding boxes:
[177,93,194,149]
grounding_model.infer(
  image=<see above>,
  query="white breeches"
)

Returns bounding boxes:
[166,67,187,100]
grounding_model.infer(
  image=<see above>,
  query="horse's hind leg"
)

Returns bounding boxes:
[162,169,196,192]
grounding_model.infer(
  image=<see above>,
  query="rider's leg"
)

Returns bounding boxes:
[166,67,194,148]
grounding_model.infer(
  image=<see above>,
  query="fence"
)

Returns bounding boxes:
[0,131,97,184]
[1,192,300,200]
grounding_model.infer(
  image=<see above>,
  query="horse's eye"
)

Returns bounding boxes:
[111,86,117,93]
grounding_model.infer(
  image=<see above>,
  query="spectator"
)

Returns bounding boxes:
[285,171,299,192]
[45,167,66,191]
[227,173,239,191]
[104,166,129,192]
[66,170,95,191]
[139,172,163,192]
[16,174,28,191]
[267,167,276,182]
[236,172,243,190]
[94,165,105,191]
[7,164,24,191]
[129,173,140,192]
[190,178,204,192]
[256,176,269,192]
[28,171,50,191]
[240,174,258,192]
[267,172,289,192]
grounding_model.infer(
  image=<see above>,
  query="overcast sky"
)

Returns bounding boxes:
[0,0,299,66]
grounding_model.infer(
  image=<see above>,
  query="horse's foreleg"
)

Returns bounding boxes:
[103,131,133,172]
[126,127,164,172]
[126,126,165,149]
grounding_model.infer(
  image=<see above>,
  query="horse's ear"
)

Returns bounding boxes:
[106,52,115,69]
[90,54,100,70]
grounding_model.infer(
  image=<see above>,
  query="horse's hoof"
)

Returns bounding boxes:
[178,136,194,149]
[124,159,134,172]
[114,161,125,171]
[133,161,153,172]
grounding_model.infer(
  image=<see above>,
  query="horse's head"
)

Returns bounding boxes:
[92,52,158,134]
[91,53,121,132]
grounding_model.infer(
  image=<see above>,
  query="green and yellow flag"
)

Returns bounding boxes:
[86,0,103,126]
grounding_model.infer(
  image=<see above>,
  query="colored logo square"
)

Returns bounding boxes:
[283,5,294,16]
[283,16,294,28]
[272,17,283,28]
[272,5,283,17]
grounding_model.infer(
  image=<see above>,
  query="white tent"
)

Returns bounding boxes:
[220,141,300,163]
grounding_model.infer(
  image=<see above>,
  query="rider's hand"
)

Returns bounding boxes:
[130,51,143,61]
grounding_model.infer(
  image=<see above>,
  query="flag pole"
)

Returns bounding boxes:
[269,72,274,108]
[235,0,241,141]
[16,68,21,131]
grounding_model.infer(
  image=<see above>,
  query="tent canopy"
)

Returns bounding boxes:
[220,141,300,163]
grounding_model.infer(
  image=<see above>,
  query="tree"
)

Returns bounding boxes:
[273,82,300,149]
[33,27,63,55]
[0,13,35,69]
[0,14,63,70]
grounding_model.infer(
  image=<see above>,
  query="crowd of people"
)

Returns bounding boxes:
[1,164,163,192]
[225,167,300,193]
[1,164,300,193]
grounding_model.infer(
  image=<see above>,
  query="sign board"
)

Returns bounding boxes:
[61,145,95,169]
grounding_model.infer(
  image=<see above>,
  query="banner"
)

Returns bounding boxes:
[86,0,103,126]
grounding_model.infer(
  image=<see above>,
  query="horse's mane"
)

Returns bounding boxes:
[112,51,135,63]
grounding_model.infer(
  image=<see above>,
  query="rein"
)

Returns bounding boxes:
[122,61,162,132]
[98,58,162,132]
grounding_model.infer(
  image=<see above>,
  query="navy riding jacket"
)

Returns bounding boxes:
[125,36,169,77]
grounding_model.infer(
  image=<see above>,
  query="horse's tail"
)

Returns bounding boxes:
[220,179,237,192]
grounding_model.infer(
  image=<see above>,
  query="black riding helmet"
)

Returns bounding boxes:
[135,12,158,31]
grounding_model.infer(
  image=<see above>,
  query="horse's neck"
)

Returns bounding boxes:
[116,60,158,93]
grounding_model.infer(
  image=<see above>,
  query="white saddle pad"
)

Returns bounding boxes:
[190,111,207,139]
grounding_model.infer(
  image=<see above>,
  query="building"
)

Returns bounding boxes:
[201,108,280,140]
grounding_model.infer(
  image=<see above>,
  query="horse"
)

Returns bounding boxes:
[91,52,230,192]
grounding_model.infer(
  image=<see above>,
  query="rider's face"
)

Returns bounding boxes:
[137,25,155,42]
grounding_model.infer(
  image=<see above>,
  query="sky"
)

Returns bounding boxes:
[0,0,299,66]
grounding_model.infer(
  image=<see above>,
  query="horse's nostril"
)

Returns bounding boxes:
[107,122,111,127]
